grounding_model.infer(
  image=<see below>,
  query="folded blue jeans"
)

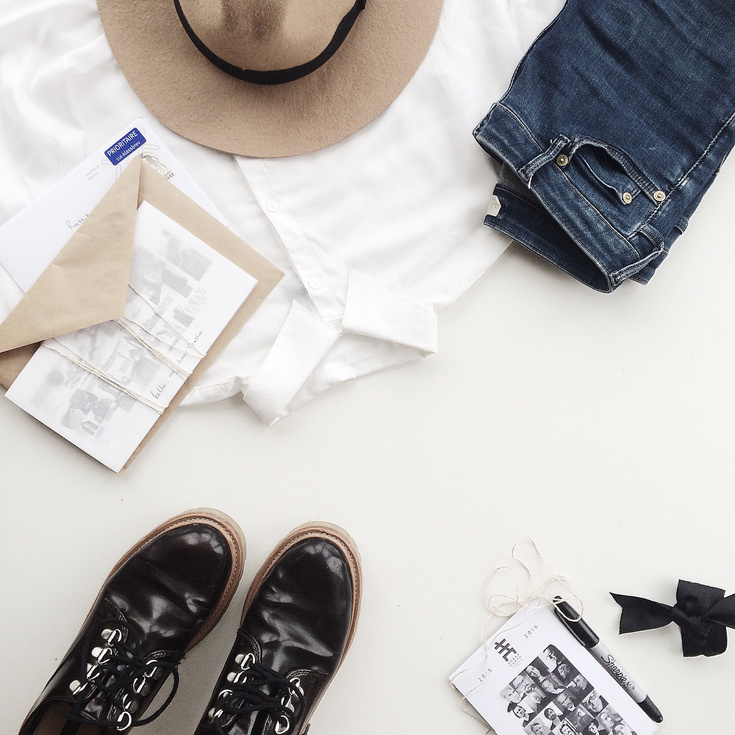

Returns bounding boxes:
[474,0,735,292]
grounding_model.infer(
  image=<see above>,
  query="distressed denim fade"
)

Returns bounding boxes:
[474,0,735,292]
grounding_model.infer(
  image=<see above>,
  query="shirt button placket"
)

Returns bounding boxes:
[252,164,340,320]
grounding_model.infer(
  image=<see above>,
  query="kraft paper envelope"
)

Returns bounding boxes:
[0,156,283,470]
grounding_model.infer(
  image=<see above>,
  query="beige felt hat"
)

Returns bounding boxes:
[97,0,444,157]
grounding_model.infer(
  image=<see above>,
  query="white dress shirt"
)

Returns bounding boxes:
[0,0,563,424]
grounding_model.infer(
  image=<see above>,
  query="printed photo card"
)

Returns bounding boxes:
[5,202,257,472]
[450,602,658,735]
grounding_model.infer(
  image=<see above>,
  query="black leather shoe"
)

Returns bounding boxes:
[19,508,245,735]
[194,523,362,735]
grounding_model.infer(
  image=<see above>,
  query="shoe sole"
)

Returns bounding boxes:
[240,521,362,735]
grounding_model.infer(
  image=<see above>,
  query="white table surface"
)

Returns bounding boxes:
[3,145,735,735]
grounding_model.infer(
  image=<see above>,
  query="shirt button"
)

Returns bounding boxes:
[653,190,666,202]
[622,192,633,204]
[266,200,279,212]
[308,277,322,290]
[556,154,569,167]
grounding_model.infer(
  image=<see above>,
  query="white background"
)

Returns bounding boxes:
[2,148,735,735]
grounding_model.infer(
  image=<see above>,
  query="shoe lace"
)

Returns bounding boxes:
[58,619,180,732]
[208,652,305,735]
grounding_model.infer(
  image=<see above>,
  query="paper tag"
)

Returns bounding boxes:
[486,194,502,218]
[104,127,146,165]
[0,118,227,292]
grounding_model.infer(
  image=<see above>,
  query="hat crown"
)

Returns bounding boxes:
[177,0,358,72]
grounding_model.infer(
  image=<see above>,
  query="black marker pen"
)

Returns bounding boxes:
[552,597,663,723]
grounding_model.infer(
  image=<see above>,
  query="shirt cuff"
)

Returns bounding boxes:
[242,301,340,425]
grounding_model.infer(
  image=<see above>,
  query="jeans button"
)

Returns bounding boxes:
[653,190,666,202]
[622,192,633,204]
[555,154,569,167]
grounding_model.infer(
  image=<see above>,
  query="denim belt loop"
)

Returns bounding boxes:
[517,135,570,186]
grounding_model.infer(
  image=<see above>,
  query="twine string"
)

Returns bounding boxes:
[45,339,166,414]
[44,283,210,412]
[125,282,207,360]
[452,537,582,734]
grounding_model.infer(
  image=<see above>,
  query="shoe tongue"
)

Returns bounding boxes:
[221,708,272,735]
[76,693,121,731]
[45,695,126,735]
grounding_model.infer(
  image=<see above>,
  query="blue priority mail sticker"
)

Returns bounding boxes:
[104,127,146,165]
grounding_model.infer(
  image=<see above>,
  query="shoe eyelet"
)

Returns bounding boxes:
[92,645,113,664]
[116,710,133,732]
[275,714,291,734]
[235,652,256,668]
[102,628,123,645]
[68,679,87,695]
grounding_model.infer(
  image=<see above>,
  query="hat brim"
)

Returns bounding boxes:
[97,0,443,157]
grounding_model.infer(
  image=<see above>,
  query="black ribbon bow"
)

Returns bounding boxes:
[611,579,735,657]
